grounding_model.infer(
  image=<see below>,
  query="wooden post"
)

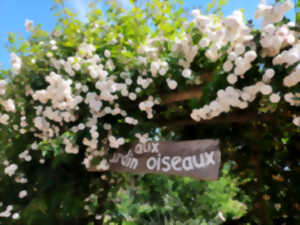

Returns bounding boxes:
[250,125,273,225]
[94,173,110,225]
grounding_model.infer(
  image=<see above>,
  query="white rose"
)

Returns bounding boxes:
[182,68,192,78]
[25,19,34,32]
[227,74,237,84]
[199,38,210,48]
[19,190,27,199]
[260,85,272,95]
[269,93,281,103]
[223,61,233,72]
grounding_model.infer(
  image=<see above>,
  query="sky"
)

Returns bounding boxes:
[0,0,296,69]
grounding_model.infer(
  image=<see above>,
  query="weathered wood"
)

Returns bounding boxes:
[95,177,110,225]
[88,139,221,180]
[161,85,204,104]
[157,111,274,127]
[160,72,212,105]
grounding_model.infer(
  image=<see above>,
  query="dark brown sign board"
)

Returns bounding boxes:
[88,139,221,180]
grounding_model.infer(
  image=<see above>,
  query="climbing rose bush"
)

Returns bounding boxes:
[0,0,299,223]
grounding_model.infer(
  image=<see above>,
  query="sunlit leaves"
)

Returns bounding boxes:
[207,0,229,14]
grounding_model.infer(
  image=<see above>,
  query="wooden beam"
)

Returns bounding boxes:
[157,111,274,127]
[160,72,212,105]
[161,85,204,104]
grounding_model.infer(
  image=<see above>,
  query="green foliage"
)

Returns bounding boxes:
[0,0,299,225]
[207,0,229,14]
[111,163,247,225]
[296,0,300,25]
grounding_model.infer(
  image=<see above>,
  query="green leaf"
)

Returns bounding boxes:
[8,32,16,44]
[207,0,217,11]
[218,0,228,7]
[53,0,64,4]
[23,198,48,217]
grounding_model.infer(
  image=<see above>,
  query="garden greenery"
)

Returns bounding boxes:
[0,0,299,224]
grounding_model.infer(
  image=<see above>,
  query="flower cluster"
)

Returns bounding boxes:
[0,205,19,219]
[0,0,299,221]
[10,53,22,74]
[4,164,18,177]
[255,0,294,27]
[2,0,299,169]
[191,0,299,124]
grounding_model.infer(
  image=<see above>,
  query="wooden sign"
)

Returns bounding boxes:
[89,139,221,180]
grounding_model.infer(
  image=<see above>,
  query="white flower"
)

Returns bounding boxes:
[125,117,138,125]
[182,68,192,78]
[159,67,168,76]
[82,85,89,93]
[205,47,219,62]
[2,99,16,112]
[12,213,20,220]
[223,61,233,72]
[0,211,11,218]
[78,123,85,130]
[0,80,6,95]
[241,92,251,101]
[265,69,275,79]
[284,93,300,106]
[50,40,57,46]
[78,43,95,58]
[234,44,245,55]
[0,205,13,218]
[15,176,28,184]
[104,50,111,58]
[19,190,27,199]
[263,24,276,34]
[33,117,49,131]
[104,123,112,130]
[277,44,300,66]
[227,74,237,84]
[135,87,142,93]
[166,78,177,90]
[293,117,300,127]
[135,133,149,144]
[19,151,32,161]
[256,0,294,27]
[125,78,132,85]
[192,9,201,17]
[260,85,272,95]
[226,52,235,62]
[96,159,110,171]
[129,93,137,101]
[10,53,22,74]
[151,61,160,77]
[269,93,280,103]
[199,38,210,48]
[137,76,152,89]
[25,19,34,32]
[4,164,18,176]
[64,138,79,154]
[283,67,300,87]
[31,142,38,150]
[109,136,125,148]
[218,211,226,222]
[244,51,257,62]
[46,52,53,58]
[95,214,103,220]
